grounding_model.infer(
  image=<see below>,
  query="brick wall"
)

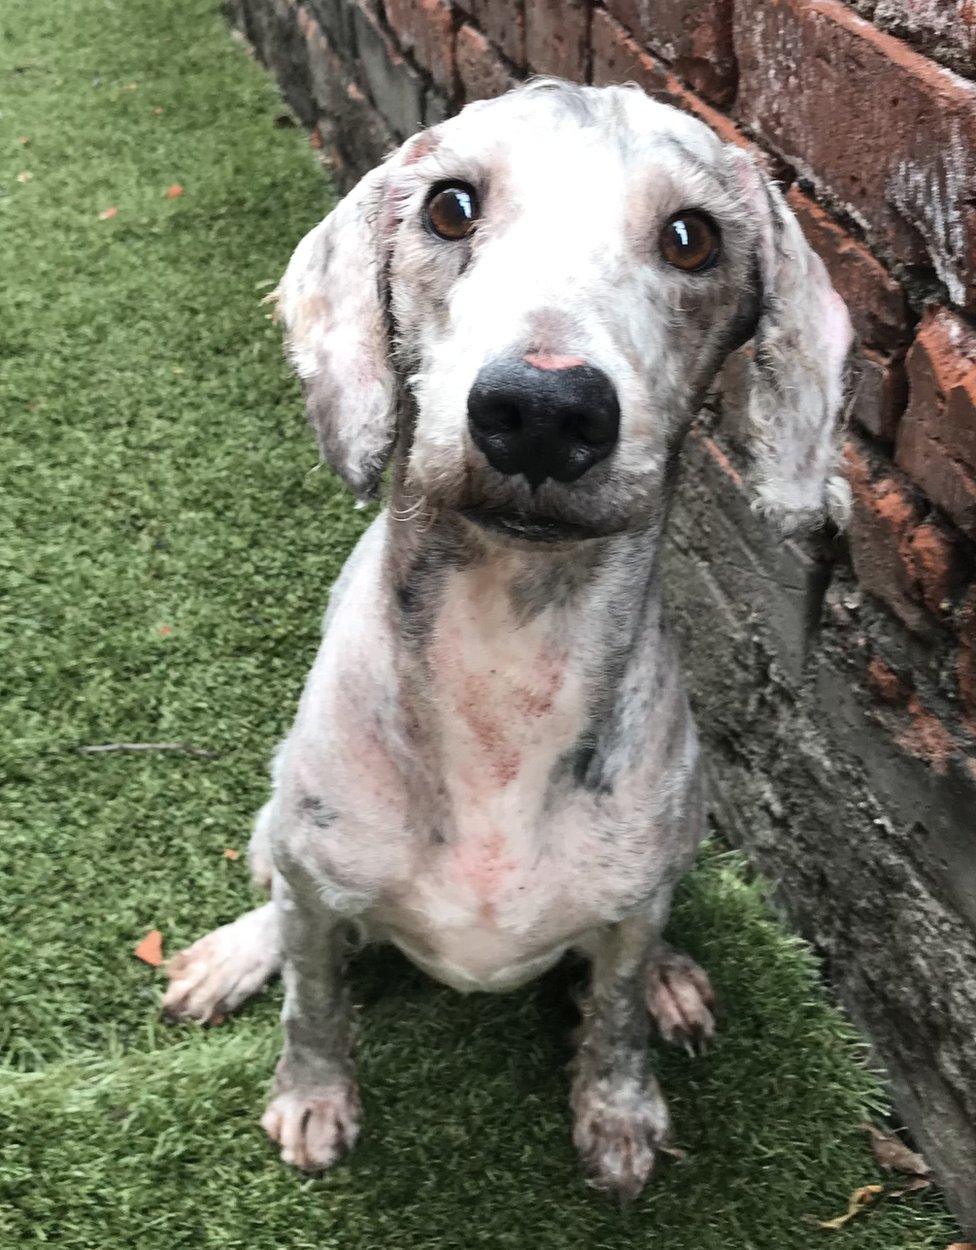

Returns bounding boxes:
[224,0,976,1231]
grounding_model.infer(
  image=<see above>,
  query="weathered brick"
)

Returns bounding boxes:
[905,308,976,470]
[525,0,588,80]
[958,586,976,719]
[423,85,451,125]
[590,9,779,175]
[305,16,397,181]
[604,0,736,104]
[384,0,455,93]
[455,0,524,66]
[863,0,976,82]
[306,0,357,55]
[896,309,976,538]
[247,0,316,124]
[896,411,976,541]
[845,438,963,632]
[456,22,518,102]
[734,0,976,311]
[851,347,907,442]
[352,0,425,137]
[786,186,909,352]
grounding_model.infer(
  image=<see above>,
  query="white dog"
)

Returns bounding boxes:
[164,79,852,1197]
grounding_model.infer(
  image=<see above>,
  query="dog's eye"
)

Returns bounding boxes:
[424,183,479,241]
[660,211,721,272]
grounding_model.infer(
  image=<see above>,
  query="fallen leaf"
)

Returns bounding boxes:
[152,106,164,115]
[134,929,164,967]
[16,135,30,145]
[223,848,240,860]
[16,170,32,183]
[158,624,172,637]
[861,1123,931,1178]
[812,1185,884,1231]
[887,1176,933,1198]
[98,206,118,220]
[164,182,183,199]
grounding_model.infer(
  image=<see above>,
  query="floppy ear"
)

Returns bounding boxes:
[731,153,854,533]
[277,165,397,499]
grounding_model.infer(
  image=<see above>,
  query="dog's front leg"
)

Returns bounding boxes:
[261,872,361,1172]
[571,913,670,1199]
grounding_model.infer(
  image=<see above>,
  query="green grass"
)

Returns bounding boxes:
[0,1,961,1245]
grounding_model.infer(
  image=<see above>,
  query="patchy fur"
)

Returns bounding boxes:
[164,80,852,1196]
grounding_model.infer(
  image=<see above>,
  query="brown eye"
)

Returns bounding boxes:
[424,183,479,240]
[660,211,721,272]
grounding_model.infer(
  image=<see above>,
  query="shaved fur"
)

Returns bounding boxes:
[164,80,852,1199]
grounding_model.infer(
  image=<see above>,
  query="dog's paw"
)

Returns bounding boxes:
[261,1083,361,1172]
[162,906,280,1025]
[571,1075,670,1200]
[646,949,715,1054]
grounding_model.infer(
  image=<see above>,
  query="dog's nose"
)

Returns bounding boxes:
[467,356,620,488]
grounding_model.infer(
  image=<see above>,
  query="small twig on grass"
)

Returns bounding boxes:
[77,741,220,760]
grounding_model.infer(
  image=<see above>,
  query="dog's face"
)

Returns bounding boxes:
[279,82,853,542]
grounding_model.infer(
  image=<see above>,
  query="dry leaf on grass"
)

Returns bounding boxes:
[164,183,183,199]
[16,170,32,182]
[17,135,30,145]
[860,1123,931,1178]
[812,1184,884,1230]
[134,929,164,967]
[98,206,118,220]
[223,848,240,860]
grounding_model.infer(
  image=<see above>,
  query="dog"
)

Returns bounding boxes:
[163,79,852,1198]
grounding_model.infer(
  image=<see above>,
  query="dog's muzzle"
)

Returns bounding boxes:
[467,355,620,490]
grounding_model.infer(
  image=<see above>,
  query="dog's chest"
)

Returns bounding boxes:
[290,556,654,990]
[373,566,604,985]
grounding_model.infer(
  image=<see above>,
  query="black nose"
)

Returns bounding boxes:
[467,357,620,488]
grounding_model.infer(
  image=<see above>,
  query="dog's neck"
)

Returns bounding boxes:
[382,472,665,662]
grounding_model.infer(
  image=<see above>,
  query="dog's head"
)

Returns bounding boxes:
[278,81,852,544]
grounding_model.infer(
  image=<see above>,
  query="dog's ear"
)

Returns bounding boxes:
[277,165,397,499]
[729,152,854,533]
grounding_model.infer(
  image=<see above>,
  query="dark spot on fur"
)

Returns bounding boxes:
[722,256,763,354]
[300,793,339,828]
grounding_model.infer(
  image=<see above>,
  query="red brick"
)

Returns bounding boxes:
[734,0,976,311]
[866,654,910,705]
[904,308,976,470]
[525,0,588,80]
[844,438,963,632]
[896,410,976,540]
[383,0,455,93]
[896,309,976,537]
[851,347,907,442]
[786,187,909,352]
[866,0,976,81]
[455,0,524,66]
[456,23,518,103]
[604,0,736,104]
[590,9,779,176]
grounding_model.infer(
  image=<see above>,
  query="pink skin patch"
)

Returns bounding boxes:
[523,352,587,371]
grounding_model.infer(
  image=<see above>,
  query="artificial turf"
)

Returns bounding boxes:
[0,1,963,1245]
